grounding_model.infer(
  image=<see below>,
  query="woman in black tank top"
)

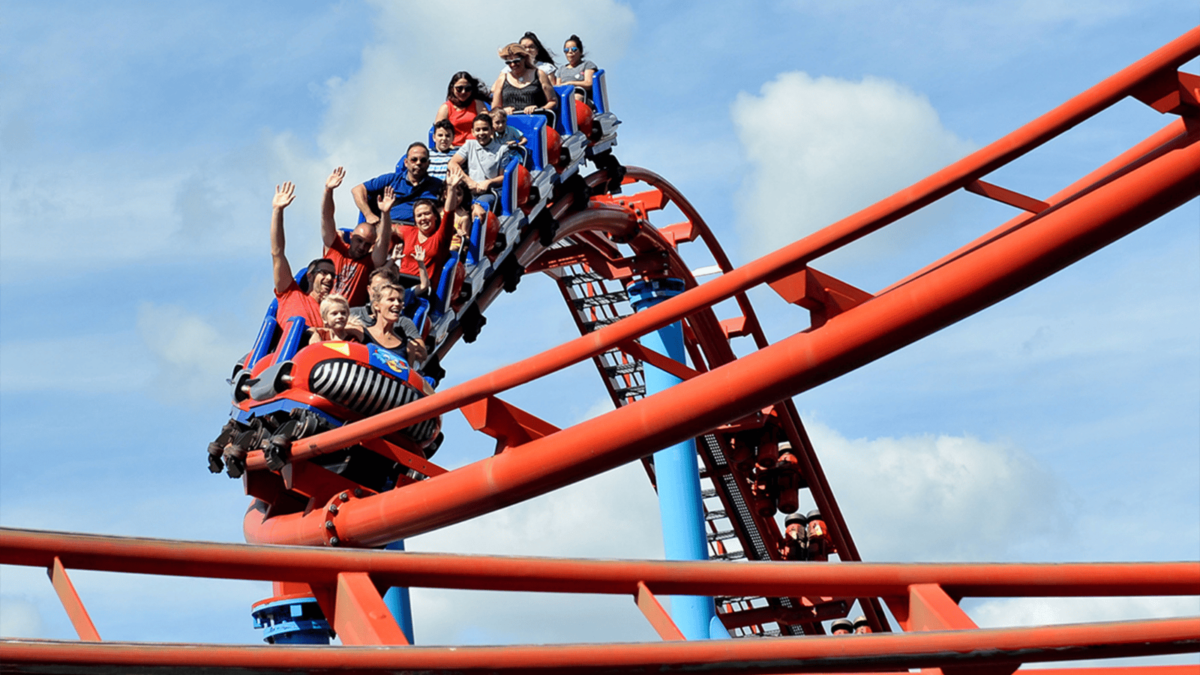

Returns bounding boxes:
[491,42,557,116]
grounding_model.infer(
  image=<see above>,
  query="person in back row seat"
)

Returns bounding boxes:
[435,71,491,149]
[492,43,557,117]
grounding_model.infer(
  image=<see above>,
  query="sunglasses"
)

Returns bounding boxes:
[504,58,523,65]
[564,46,579,53]
[454,85,471,92]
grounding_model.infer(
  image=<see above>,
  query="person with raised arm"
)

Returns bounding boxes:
[320,166,376,307]
[270,181,333,330]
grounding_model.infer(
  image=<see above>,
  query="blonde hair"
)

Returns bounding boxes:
[319,294,350,322]
[498,43,533,67]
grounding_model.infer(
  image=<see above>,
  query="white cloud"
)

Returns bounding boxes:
[731,72,972,261]
[970,595,1200,629]
[803,420,1072,561]
[135,303,247,404]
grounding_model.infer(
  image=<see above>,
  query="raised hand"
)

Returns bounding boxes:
[413,245,426,267]
[377,185,396,213]
[273,182,296,209]
[326,166,345,190]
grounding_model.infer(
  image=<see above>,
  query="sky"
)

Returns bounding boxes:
[1,0,1198,662]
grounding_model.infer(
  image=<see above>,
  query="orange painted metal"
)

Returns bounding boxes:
[48,557,101,642]
[331,572,409,646]
[241,122,1200,549]
[230,30,1199,526]
[2,617,1197,673]
[4,529,1197,599]
[634,581,686,641]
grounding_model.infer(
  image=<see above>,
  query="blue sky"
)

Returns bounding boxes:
[1,0,1197,656]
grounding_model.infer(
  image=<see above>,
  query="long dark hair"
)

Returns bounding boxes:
[521,31,555,66]
[445,71,489,107]
[564,34,586,59]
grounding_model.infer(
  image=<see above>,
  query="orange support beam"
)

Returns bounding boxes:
[460,395,560,453]
[332,572,410,646]
[634,581,686,641]
[48,557,100,642]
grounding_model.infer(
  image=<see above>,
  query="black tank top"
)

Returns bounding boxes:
[501,75,547,110]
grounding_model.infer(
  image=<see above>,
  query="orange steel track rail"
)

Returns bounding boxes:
[238,27,1200,549]
[1,528,1198,673]
[2,27,1197,675]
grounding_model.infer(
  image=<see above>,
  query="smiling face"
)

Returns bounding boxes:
[472,118,494,147]
[451,78,472,104]
[308,262,335,299]
[374,286,403,324]
[413,202,438,236]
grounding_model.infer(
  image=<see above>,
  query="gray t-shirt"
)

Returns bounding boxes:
[556,60,597,86]
[455,138,512,184]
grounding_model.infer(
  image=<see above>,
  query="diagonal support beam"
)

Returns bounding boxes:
[768,266,873,329]
[966,179,1051,214]
[332,572,410,646]
[634,581,686,641]
[461,395,561,453]
[619,340,700,382]
[47,557,100,642]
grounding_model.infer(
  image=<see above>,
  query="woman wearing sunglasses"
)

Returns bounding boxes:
[554,35,597,103]
[491,43,557,117]
[435,71,491,148]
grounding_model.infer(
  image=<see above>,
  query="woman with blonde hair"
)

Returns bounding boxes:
[491,43,557,117]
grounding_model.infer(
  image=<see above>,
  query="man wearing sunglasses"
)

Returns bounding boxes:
[351,142,445,226]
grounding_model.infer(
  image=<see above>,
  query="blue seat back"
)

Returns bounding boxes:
[553,85,579,137]
[499,154,523,217]
[506,114,548,172]
[592,69,609,114]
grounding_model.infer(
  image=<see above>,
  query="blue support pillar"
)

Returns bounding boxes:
[626,278,722,640]
[383,540,415,643]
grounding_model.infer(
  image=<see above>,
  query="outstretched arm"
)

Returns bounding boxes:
[320,167,346,248]
[371,186,397,268]
[270,182,297,296]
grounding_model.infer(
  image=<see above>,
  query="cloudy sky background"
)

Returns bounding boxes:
[1,0,1197,662]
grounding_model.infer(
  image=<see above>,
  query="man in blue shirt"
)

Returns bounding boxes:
[351,142,445,225]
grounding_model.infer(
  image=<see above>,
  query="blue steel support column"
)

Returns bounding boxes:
[383,540,415,643]
[626,278,722,640]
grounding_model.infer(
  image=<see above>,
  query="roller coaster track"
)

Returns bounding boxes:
[2,26,1199,675]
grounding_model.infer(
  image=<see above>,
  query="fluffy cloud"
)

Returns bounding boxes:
[731,72,972,262]
[135,302,247,404]
[801,420,1072,562]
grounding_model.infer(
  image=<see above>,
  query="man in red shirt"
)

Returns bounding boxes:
[271,181,334,329]
[321,167,376,307]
